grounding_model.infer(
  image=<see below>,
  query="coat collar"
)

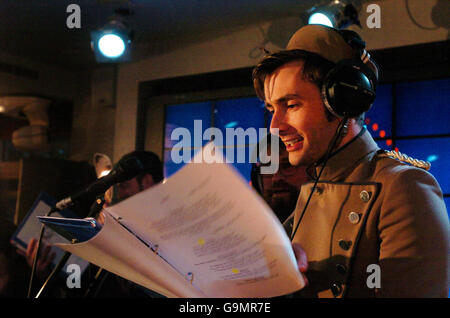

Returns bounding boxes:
[314,127,379,181]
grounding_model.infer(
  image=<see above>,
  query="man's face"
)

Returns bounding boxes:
[115,174,155,202]
[100,174,155,225]
[260,149,309,221]
[116,178,141,202]
[264,60,339,167]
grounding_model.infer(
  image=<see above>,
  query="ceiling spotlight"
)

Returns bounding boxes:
[98,34,126,58]
[307,0,361,29]
[308,12,334,28]
[91,9,133,62]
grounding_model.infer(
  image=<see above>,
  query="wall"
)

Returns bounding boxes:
[0,51,82,160]
[0,51,80,102]
[112,0,448,161]
[0,48,118,163]
[69,66,116,162]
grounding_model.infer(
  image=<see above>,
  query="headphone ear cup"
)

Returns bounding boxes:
[322,59,376,118]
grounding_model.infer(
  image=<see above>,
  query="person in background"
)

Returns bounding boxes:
[251,135,309,223]
[2,218,61,297]
[1,218,31,297]
[88,150,164,298]
[96,150,163,224]
[18,150,164,298]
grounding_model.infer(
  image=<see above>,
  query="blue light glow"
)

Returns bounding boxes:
[225,121,238,128]
[308,12,334,27]
[427,154,438,162]
[98,34,126,58]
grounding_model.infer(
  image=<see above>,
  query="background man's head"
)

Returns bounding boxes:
[113,150,163,202]
[252,137,309,222]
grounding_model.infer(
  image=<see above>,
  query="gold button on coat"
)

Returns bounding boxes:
[348,212,360,224]
[360,190,371,202]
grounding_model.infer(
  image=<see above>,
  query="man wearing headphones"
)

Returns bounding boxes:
[253,25,449,297]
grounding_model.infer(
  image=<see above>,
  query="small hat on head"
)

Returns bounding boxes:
[287,25,356,63]
[286,24,378,80]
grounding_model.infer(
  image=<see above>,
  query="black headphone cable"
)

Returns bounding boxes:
[290,118,349,241]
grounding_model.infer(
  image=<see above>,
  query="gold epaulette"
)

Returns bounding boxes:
[379,150,431,171]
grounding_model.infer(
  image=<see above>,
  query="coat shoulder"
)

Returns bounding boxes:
[371,149,434,181]
[378,149,431,170]
[369,149,444,204]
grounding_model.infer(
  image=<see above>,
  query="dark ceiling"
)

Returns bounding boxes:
[0,0,321,70]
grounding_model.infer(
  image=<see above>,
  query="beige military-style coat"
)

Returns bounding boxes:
[287,129,449,298]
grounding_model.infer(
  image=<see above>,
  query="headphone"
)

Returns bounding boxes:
[321,29,378,118]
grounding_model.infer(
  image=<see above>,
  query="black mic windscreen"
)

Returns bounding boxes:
[114,150,163,183]
[113,156,145,182]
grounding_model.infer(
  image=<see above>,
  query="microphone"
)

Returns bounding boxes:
[29,153,145,298]
[55,154,145,211]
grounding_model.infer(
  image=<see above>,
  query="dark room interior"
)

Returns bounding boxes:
[0,0,448,304]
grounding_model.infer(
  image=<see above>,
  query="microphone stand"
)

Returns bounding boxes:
[83,266,110,298]
[27,206,58,298]
[33,196,105,298]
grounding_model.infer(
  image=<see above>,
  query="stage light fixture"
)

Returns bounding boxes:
[98,33,126,58]
[91,14,133,63]
[307,0,361,29]
[308,12,334,28]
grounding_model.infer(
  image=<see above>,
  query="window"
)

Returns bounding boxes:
[396,79,449,136]
[160,77,449,216]
[163,97,266,181]
[365,78,450,215]
[365,83,393,143]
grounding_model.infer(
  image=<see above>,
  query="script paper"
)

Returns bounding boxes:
[12,193,89,274]
[57,211,204,297]
[105,145,305,297]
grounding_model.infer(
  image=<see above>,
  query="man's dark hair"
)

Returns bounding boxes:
[253,49,335,101]
[119,150,164,184]
[252,49,365,125]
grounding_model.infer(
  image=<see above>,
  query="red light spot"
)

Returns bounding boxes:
[395,147,399,152]
[386,139,392,146]
[379,130,386,138]
[372,123,379,131]
[365,118,371,125]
